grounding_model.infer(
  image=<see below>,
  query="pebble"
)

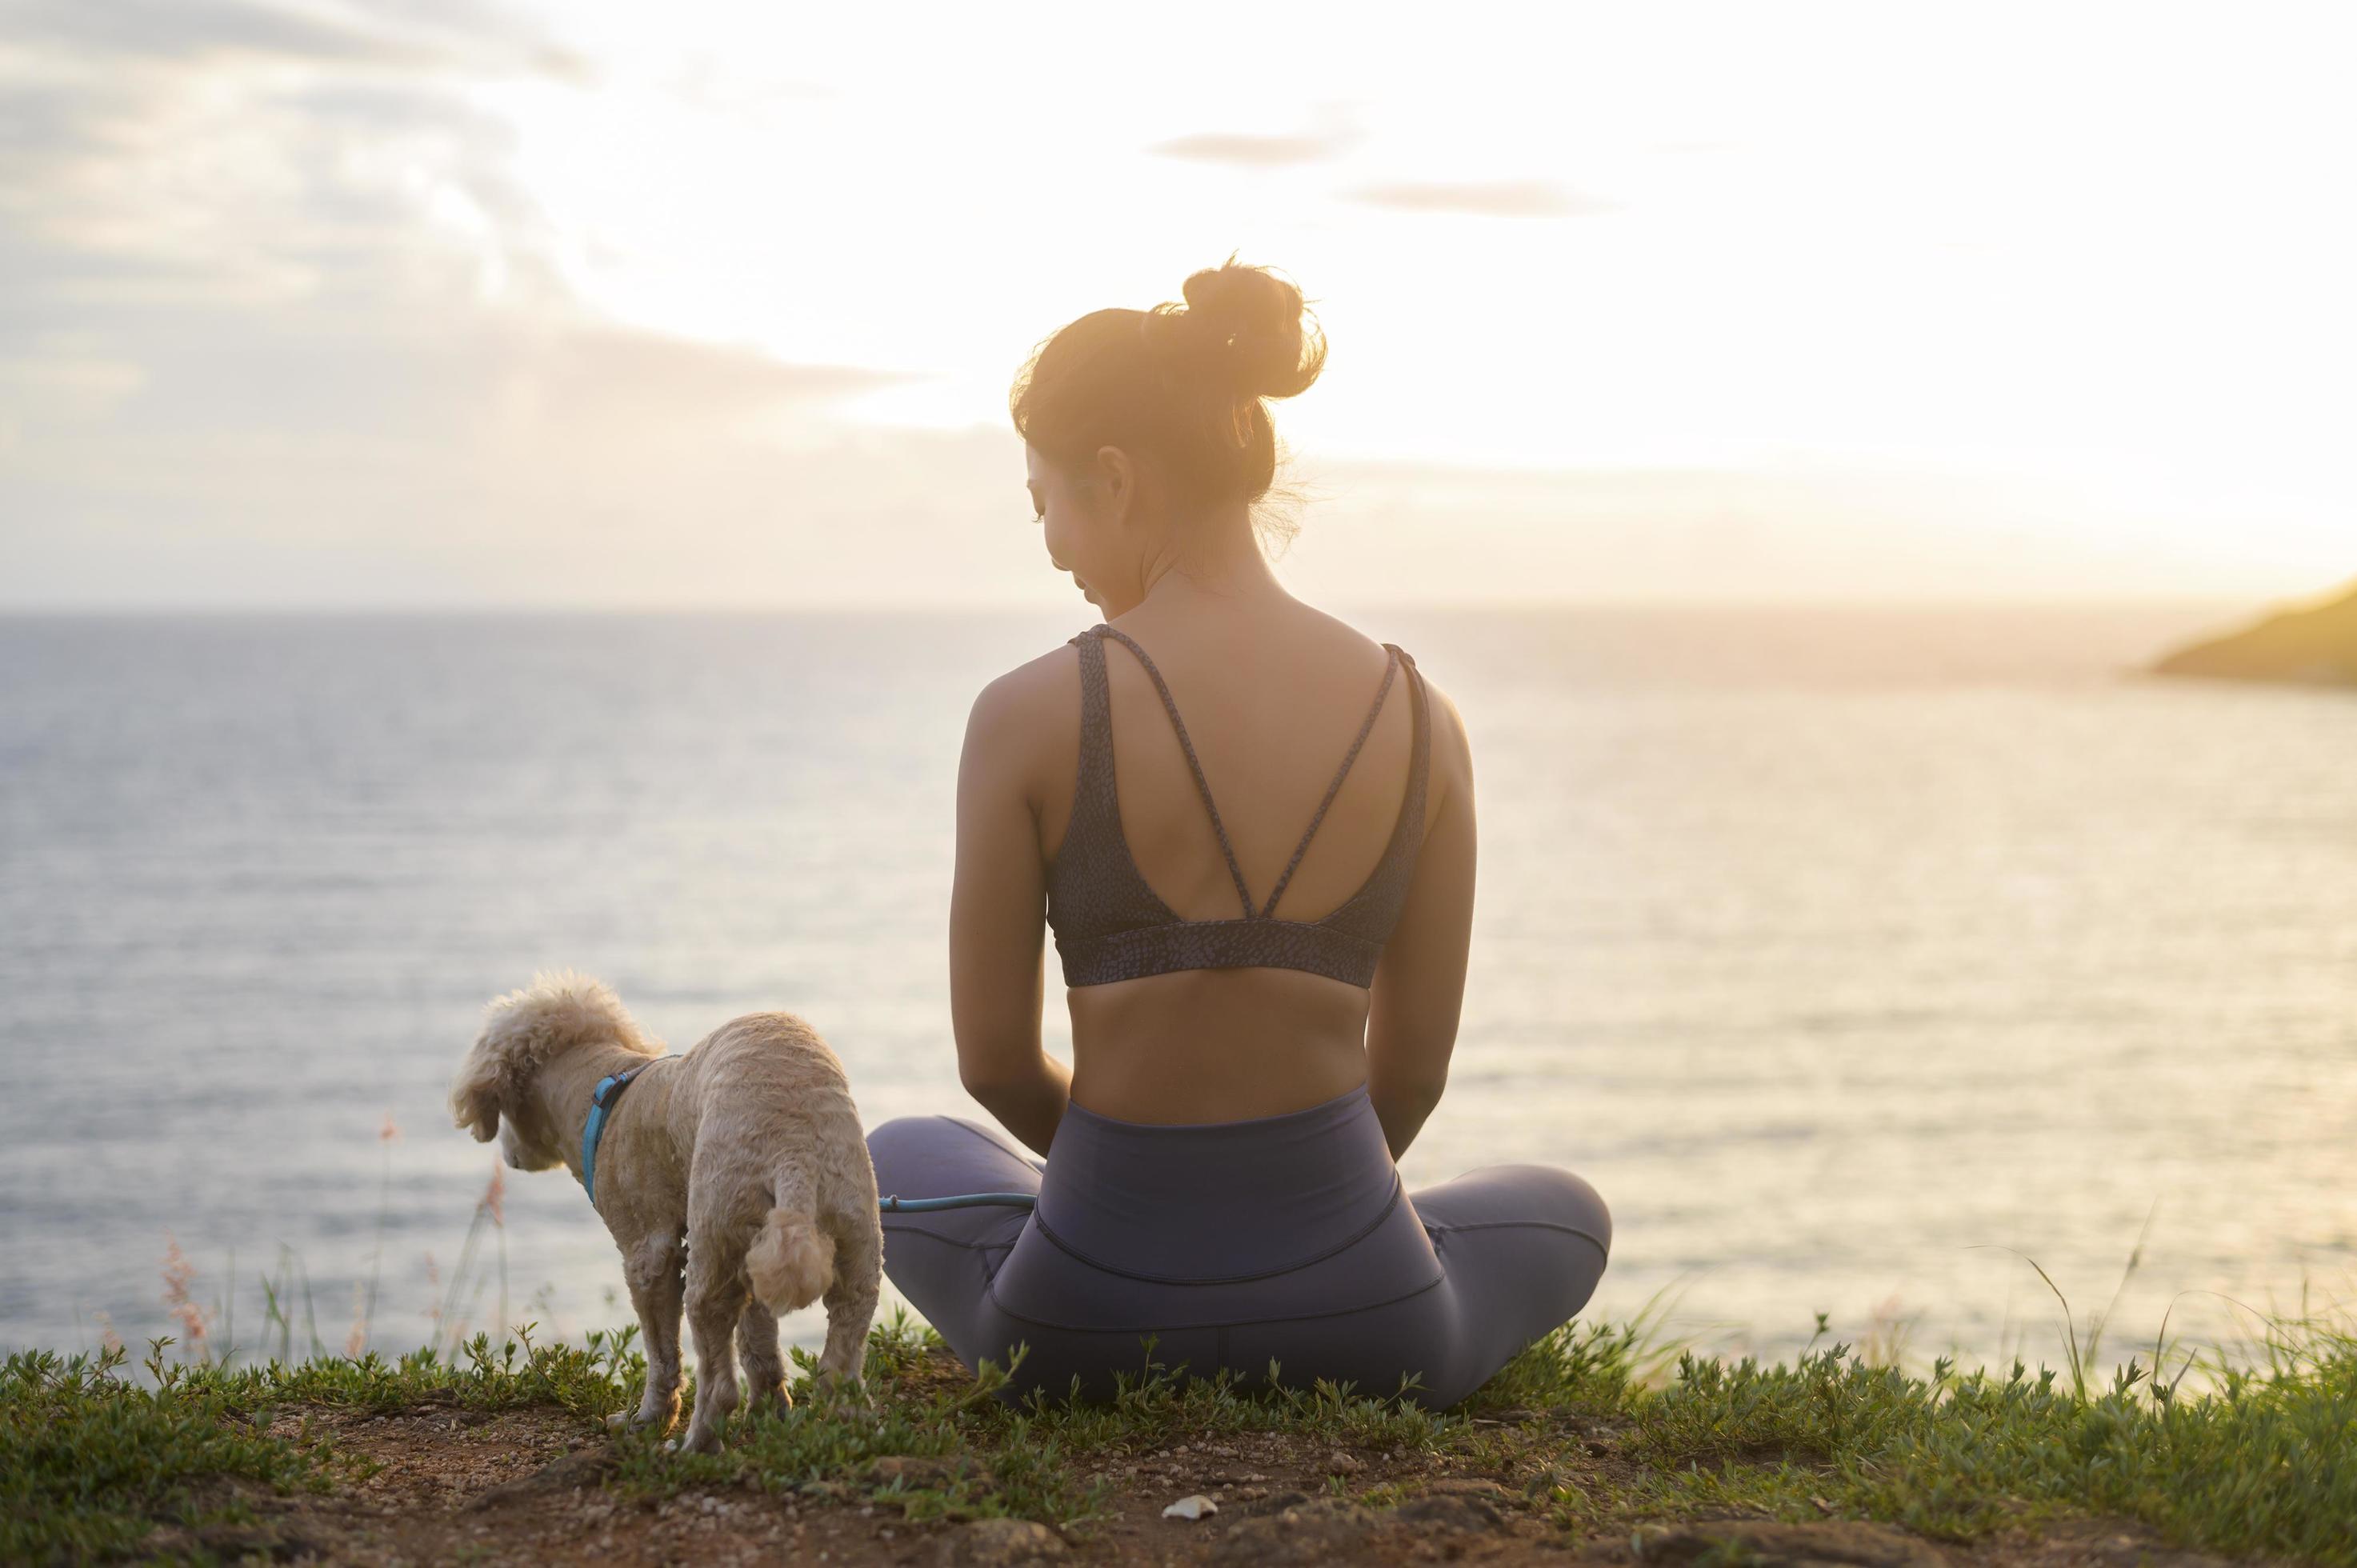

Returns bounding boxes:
[943,1518,1067,1563]
[1162,1494,1219,1522]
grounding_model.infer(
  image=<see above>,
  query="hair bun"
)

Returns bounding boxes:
[1177,254,1327,402]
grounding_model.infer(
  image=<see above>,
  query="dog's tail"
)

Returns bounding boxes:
[746,1165,835,1314]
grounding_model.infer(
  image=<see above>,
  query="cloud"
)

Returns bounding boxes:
[1148,130,1355,169]
[0,1,577,307]
[1340,179,1615,218]
[6,0,589,78]
[0,267,970,607]
[1147,103,1364,169]
[0,0,938,607]
[4,290,910,445]
[10,0,429,66]
[0,77,542,321]
[0,339,147,420]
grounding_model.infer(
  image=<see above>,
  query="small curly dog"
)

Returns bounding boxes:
[450,969,882,1451]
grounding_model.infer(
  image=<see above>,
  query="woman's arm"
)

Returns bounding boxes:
[1363,680,1477,1162]
[947,667,1071,1156]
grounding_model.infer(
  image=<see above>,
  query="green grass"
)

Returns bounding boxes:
[8,1298,2357,1566]
[605,1313,1462,1528]
[1483,1296,2357,1565]
[2,1340,336,1563]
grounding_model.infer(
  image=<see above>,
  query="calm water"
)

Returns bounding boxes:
[4,604,2353,1375]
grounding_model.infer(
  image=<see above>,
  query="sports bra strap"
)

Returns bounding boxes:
[1072,624,1111,752]
[1259,646,1400,919]
[1090,626,1255,918]
[1078,626,1410,923]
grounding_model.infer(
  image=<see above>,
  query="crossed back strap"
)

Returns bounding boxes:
[1086,625,1403,920]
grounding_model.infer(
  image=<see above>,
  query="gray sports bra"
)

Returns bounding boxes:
[1044,623,1432,988]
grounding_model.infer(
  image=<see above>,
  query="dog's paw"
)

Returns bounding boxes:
[742,1390,791,1424]
[609,1403,677,1438]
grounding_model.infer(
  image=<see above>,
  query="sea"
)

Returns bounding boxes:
[3,603,2352,1379]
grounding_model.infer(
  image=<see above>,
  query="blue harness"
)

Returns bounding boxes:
[577,1058,1038,1216]
[578,1060,655,1205]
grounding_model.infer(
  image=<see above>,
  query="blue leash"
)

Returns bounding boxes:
[878,1192,1037,1213]
[581,1059,1036,1216]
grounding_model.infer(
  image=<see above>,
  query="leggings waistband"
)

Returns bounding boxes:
[1035,1082,1402,1282]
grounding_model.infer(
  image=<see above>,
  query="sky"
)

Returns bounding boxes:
[1,0,2351,608]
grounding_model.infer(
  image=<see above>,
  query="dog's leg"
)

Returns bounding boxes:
[675,1234,748,1454]
[611,1234,686,1434]
[815,1209,884,1392]
[735,1300,790,1421]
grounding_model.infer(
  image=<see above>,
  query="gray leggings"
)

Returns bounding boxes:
[865,1084,1610,1407]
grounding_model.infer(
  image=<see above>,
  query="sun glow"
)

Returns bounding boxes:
[487,4,2355,506]
[4,0,2351,604]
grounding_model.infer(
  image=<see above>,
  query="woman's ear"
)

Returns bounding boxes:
[1092,444,1137,526]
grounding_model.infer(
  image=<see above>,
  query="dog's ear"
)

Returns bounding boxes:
[450,1030,506,1142]
[453,971,646,1146]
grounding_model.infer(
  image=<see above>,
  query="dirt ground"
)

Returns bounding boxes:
[128,1394,2244,1568]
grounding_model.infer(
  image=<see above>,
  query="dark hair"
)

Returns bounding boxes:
[1009,252,1327,546]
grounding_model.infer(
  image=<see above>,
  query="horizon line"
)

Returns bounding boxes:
[0,592,2288,618]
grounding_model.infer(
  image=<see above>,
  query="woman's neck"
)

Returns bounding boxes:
[1122,518,1290,620]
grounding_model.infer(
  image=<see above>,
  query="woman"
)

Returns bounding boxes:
[866,258,1610,1407]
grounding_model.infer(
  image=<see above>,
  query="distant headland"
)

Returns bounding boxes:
[2150,578,2357,687]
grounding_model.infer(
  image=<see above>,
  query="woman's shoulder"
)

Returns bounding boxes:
[1237,602,1475,803]
[1306,610,1473,798]
[972,629,1088,714]
[1292,606,1468,742]
[959,631,1090,774]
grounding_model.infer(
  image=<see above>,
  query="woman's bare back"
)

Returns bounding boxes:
[1019,598,1468,1123]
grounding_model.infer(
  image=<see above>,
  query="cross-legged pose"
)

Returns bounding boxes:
[869,258,1610,1407]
